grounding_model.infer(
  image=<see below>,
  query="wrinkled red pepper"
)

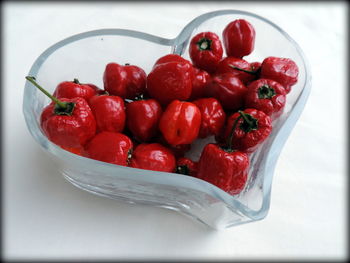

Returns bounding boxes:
[224,109,272,153]
[223,19,256,58]
[189,32,223,73]
[88,94,126,133]
[192,98,226,138]
[126,95,163,142]
[245,79,286,119]
[53,78,99,101]
[190,67,210,100]
[103,62,147,99]
[26,76,96,149]
[159,100,201,146]
[260,56,299,93]
[176,157,198,177]
[130,143,176,172]
[85,131,133,166]
[215,57,256,84]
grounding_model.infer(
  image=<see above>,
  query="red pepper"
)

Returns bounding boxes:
[224,109,272,153]
[26,76,96,149]
[175,157,198,177]
[192,98,226,138]
[147,60,193,106]
[153,54,192,69]
[88,94,126,133]
[189,32,223,73]
[85,131,133,166]
[190,67,211,100]
[129,143,176,172]
[245,79,286,119]
[260,57,299,93]
[215,57,256,84]
[155,136,192,158]
[250,61,261,72]
[223,19,256,58]
[126,95,162,142]
[159,100,201,146]
[103,62,146,99]
[197,143,249,195]
[206,73,247,111]
[53,78,99,101]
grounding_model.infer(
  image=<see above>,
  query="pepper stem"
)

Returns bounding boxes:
[238,110,258,133]
[228,64,259,75]
[73,78,80,84]
[227,115,242,151]
[25,76,67,109]
[197,38,212,51]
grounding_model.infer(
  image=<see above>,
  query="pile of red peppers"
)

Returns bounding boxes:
[26,18,299,196]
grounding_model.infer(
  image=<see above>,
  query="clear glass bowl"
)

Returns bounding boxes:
[23,10,311,229]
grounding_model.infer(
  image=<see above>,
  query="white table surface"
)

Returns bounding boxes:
[3,1,347,260]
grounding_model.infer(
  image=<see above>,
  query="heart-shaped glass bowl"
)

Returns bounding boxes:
[23,10,311,229]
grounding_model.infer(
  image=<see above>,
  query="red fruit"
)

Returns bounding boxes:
[130,143,176,173]
[197,144,249,195]
[215,57,256,84]
[190,68,211,100]
[153,54,192,69]
[85,132,133,166]
[147,61,193,106]
[176,157,198,177]
[192,98,226,138]
[103,62,146,99]
[189,32,223,73]
[223,19,256,58]
[53,79,98,101]
[159,100,201,146]
[245,79,286,119]
[206,73,247,110]
[126,98,162,142]
[88,94,126,133]
[260,57,299,92]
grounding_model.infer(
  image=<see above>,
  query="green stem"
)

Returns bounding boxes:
[25,76,67,109]
[73,78,80,84]
[229,64,258,75]
[227,115,242,151]
[238,110,254,127]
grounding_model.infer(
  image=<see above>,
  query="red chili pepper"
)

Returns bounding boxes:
[175,157,198,177]
[223,19,256,58]
[88,94,126,133]
[26,76,96,149]
[159,100,201,146]
[153,54,192,69]
[260,57,299,93]
[197,143,249,195]
[215,57,256,84]
[147,60,193,106]
[192,98,226,138]
[224,109,272,153]
[250,61,261,72]
[189,32,223,73]
[206,73,247,111]
[126,95,162,142]
[190,67,211,100]
[245,79,286,119]
[129,143,176,172]
[53,78,99,101]
[103,62,146,99]
[85,131,133,166]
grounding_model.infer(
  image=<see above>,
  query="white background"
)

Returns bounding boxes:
[3,1,347,261]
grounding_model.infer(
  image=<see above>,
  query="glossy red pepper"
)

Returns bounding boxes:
[53,78,99,101]
[192,98,226,138]
[26,76,96,149]
[126,96,162,142]
[215,57,256,84]
[190,67,211,100]
[206,73,247,111]
[223,19,256,58]
[250,61,261,72]
[245,79,286,119]
[224,109,272,153]
[260,57,299,93]
[88,94,126,133]
[197,143,249,195]
[189,32,223,73]
[175,157,198,177]
[103,62,146,99]
[153,54,192,69]
[159,100,201,146]
[147,60,193,106]
[85,131,133,166]
[129,143,176,172]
